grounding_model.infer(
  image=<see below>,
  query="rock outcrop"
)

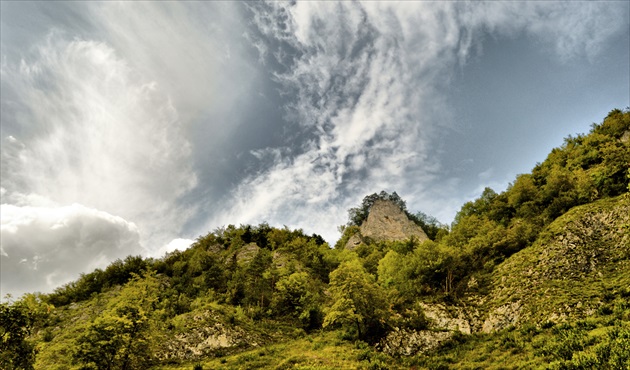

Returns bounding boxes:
[346,199,428,249]
[379,328,453,356]
[157,309,261,361]
[419,302,480,335]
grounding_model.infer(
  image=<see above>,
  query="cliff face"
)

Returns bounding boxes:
[346,199,429,249]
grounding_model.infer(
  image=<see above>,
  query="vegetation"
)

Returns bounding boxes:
[3,109,629,369]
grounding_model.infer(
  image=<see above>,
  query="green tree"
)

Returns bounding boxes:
[273,272,322,329]
[74,306,151,370]
[412,211,448,240]
[73,272,163,370]
[323,259,388,341]
[0,298,37,370]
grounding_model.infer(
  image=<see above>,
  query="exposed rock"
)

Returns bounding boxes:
[419,303,477,335]
[158,310,260,361]
[345,199,428,248]
[379,328,453,356]
[362,200,429,242]
[235,242,260,264]
[272,250,289,269]
[481,301,522,333]
[345,234,363,250]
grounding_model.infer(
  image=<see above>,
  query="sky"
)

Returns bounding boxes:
[1,1,628,299]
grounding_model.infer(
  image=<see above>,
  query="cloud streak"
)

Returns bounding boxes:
[205,1,627,241]
[1,33,197,248]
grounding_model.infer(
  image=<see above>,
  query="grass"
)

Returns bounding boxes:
[153,331,403,370]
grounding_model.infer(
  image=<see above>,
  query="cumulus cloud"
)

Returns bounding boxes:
[203,1,627,242]
[0,203,142,298]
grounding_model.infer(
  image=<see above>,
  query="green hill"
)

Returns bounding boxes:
[2,109,629,370]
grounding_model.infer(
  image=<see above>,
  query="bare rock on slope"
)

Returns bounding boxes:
[359,199,429,243]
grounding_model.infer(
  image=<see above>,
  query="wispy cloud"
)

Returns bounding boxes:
[1,34,197,248]
[204,1,627,242]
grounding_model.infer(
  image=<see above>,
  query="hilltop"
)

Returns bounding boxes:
[2,109,629,370]
[343,197,429,249]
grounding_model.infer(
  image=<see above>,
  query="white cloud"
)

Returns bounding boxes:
[0,2,268,296]
[152,238,195,259]
[0,203,142,299]
[89,2,256,127]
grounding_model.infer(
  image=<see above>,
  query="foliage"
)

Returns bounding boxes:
[432,108,630,293]
[334,225,361,249]
[73,272,164,370]
[13,108,630,369]
[1,300,36,370]
[46,255,148,307]
[413,211,449,241]
[272,272,322,330]
[323,259,388,342]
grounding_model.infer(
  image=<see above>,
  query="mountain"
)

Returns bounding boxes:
[2,108,629,370]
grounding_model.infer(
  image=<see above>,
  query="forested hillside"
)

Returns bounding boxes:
[2,109,629,369]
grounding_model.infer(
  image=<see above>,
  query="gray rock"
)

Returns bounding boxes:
[345,199,428,248]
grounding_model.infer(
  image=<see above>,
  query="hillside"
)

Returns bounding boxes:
[1,109,629,370]
[482,195,630,332]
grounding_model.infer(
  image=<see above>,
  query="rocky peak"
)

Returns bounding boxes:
[346,199,428,249]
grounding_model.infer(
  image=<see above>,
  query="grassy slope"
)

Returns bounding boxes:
[154,331,403,370]
[486,195,630,325]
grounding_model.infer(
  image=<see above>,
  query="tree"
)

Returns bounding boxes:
[0,299,37,370]
[411,211,448,240]
[323,259,388,341]
[273,272,322,329]
[74,306,151,370]
[73,272,163,370]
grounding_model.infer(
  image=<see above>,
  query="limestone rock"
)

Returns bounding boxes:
[235,242,260,264]
[379,328,453,356]
[481,301,522,333]
[345,234,363,250]
[419,303,476,335]
[481,196,629,331]
[361,200,429,242]
[157,310,260,361]
[345,199,428,249]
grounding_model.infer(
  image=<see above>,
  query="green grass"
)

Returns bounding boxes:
[153,331,402,370]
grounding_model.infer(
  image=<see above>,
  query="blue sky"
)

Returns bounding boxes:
[1,1,628,298]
